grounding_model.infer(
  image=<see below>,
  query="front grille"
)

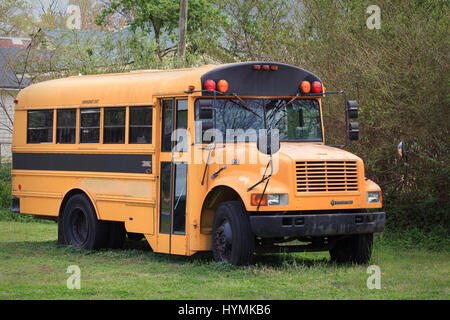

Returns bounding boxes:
[295,161,358,192]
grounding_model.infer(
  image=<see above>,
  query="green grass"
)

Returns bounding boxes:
[0,221,448,299]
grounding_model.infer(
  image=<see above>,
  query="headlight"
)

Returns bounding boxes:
[267,194,288,206]
[366,191,381,203]
[251,194,288,206]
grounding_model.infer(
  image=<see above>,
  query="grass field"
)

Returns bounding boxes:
[0,220,448,300]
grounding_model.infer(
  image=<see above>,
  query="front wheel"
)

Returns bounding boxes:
[329,233,373,264]
[212,201,255,266]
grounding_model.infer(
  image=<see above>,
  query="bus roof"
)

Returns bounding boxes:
[15,62,321,109]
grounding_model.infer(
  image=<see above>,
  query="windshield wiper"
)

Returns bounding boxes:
[266,94,299,123]
[230,94,262,119]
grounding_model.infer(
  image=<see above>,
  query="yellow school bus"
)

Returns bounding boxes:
[11,62,385,265]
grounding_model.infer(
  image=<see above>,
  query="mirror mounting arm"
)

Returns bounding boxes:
[371,141,409,199]
[319,90,352,147]
[200,90,217,185]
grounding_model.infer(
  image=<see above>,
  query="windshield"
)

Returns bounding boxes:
[195,98,323,143]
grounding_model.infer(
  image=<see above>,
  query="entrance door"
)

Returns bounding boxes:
[158,98,188,255]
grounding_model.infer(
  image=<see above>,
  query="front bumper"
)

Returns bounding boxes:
[250,211,385,238]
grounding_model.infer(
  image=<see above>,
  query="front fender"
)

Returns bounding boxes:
[207,166,292,212]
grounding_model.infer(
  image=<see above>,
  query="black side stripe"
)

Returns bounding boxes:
[12,153,152,174]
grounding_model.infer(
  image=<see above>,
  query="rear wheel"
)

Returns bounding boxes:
[212,201,255,266]
[329,233,373,264]
[62,194,109,250]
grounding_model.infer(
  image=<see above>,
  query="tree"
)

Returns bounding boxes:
[0,30,41,152]
[177,0,188,63]
[0,0,34,37]
[214,0,299,62]
[96,0,224,63]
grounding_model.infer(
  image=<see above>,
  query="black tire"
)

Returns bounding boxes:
[62,194,109,250]
[105,221,126,249]
[212,201,255,266]
[329,233,373,264]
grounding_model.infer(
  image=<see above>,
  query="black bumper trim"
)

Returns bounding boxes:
[250,212,385,238]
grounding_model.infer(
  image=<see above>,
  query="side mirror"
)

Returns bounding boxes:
[347,100,358,119]
[198,99,213,119]
[348,122,359,141]
[397,141,407,160]
[257,131,280,155]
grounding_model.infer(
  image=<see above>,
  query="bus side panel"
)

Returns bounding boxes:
[124,205,155,234]
[82,176,156,235]
[12,171,156,234]
[19,195,62,216]
[96,200,155,235]
[12,171,63,217]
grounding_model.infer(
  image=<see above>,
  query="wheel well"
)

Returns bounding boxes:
[59,189,96,219]
[200,186,243,234]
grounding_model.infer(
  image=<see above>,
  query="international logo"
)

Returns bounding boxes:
[330,200,353,206]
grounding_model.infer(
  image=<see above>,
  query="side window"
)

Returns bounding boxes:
[104,107,125,144]
[175,100,188,151]
[129,106,152,144]
[27,110,53,143]
[80,108,100,143]
[161,99,187,151]
[56,109,76,144]
[161,100,173,152]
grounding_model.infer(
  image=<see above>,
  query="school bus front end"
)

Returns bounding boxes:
[196,141,385,261]
[192,62,385,265]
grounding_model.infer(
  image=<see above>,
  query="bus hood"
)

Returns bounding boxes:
[278,143,362,162]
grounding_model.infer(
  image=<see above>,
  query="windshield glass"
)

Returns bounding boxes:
[195,98,322,143]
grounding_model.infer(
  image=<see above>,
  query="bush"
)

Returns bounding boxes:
[0,163,34,222]
[377,224,450,251]
[0,163,12,210]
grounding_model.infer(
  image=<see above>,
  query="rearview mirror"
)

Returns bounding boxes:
[347,100,358,119]
[397,141,407,160]
[198,99,213,119]
[257,131,280,155]
[348,122,359,141]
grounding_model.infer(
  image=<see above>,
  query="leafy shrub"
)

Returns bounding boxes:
[0,163,11,210]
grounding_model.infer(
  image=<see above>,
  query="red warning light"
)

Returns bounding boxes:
[311,81,322,93]
[204,79,216,91]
